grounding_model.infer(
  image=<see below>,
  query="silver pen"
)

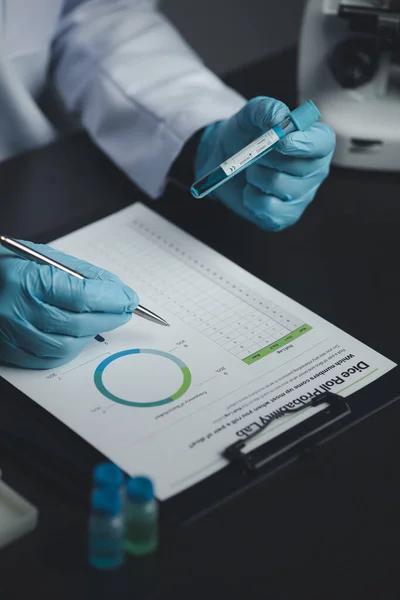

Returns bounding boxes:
[0,235,169,327]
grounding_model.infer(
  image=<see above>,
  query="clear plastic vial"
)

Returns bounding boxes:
[89,488,124,570]
[125,477,158,556]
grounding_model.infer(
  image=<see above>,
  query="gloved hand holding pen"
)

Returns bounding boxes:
[0,242,138,369]
[194,96,336,231]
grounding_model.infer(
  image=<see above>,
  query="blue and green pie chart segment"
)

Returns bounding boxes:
[94,348,192,408]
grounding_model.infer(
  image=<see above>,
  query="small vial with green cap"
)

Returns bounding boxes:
[125,476,158,556]
[190,99,321,199]
[89,488,124,569]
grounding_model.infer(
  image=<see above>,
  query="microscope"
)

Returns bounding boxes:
[298,1,400,171]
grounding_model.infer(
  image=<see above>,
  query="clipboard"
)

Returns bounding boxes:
[0,365,399,526]
[161,366,400,525]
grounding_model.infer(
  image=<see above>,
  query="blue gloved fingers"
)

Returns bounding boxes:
[23,263,138,314]
[28,300,132,337]
[16,240,138,312]
[0,242,138,369]
[256,124,335,176]
[2,316,93,363]
[276,123,336,158]
[257,150,332,179]
[244,161,330,203]
[20,241,130,284]
[242,184,320,231]
[220,96,290,155]
[212,175,267,223]
[194,96,335,233]
[236,96,289,135]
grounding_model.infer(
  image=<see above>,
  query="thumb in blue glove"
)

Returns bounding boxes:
[195,96,335,231]
[0,242,139,369]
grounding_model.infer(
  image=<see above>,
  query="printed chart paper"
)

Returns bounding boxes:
[0,204,396,499]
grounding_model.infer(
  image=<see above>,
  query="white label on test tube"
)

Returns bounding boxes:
[220,128,280,176]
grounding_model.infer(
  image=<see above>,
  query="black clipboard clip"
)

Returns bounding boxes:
[222,392,351,475]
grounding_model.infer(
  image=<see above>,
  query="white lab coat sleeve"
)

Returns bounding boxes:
[50,0,246,198]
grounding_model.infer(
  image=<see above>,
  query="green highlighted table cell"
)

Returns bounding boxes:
[94,348,192,408]
[243,324,312,365]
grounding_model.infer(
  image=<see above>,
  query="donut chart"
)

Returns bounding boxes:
[94,349,192,408]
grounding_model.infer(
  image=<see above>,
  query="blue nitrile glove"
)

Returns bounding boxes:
[195,96,336,231]
[0,242,139,369]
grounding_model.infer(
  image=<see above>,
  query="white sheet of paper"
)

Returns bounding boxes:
[0,204,396,499]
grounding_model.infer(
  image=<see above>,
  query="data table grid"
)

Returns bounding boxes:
[86,218,311,363]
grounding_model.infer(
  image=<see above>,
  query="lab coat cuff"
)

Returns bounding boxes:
[145,91,246,198]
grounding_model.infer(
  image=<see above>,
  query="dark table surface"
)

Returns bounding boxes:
[1,47,400,599]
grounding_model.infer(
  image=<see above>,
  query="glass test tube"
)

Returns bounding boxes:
[190,100,321,199]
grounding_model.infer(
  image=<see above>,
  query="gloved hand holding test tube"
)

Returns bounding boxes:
[192,100,321,198]
[192,98,334,231]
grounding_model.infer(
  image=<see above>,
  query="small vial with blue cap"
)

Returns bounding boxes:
[93,462,126,506]
[125,476,158,556]
[191,100,321,198]
[89,488,124,569]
